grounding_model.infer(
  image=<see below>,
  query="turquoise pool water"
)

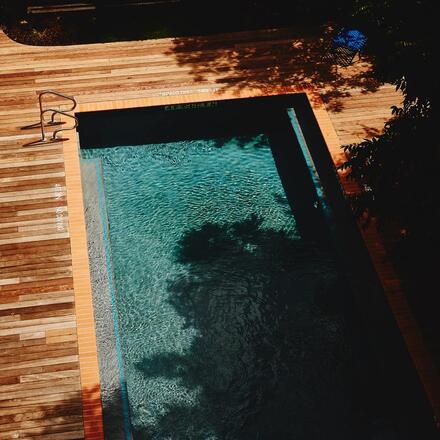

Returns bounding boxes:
[80,110,399,438]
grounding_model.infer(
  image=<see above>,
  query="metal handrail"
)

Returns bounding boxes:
[23,110,78,146]
[38,90,77,112]
[22,91,78,146]
[51,110,78,139]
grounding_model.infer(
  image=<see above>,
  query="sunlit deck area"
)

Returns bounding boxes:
[0,26,438,438]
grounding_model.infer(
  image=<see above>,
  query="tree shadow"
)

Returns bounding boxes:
[28,384,104,439]
[166,26,381,112]
[31,383,127,439]
[133,215,393,439]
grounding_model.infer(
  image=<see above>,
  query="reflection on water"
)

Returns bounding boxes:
[82,136,394,439]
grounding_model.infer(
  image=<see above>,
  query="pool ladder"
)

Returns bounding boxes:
[22,90,78,146]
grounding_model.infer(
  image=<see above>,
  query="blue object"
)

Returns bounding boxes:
[332,28,367,51]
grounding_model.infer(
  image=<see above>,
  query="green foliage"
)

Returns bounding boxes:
[340,103,439,245]
[340,0,439,254]
[352,0,437,105]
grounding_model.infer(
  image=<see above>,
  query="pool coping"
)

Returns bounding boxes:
[62,87,440,438]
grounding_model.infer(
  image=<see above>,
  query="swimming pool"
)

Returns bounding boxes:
[78,95,436,439]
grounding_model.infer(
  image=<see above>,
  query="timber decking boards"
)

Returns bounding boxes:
[0,25,438,439]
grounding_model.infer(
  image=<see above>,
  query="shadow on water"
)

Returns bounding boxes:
[267,126,331,245]
[134,214,392,440]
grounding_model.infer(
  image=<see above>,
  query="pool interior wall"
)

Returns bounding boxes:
[78,94,437,439]
[80,159,129,439]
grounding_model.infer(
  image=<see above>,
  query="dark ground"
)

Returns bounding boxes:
[0,2,335,45]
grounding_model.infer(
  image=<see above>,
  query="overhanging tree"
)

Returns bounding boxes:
[339,0,439,260]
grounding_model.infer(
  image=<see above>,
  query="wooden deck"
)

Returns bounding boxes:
[0,26,438,438]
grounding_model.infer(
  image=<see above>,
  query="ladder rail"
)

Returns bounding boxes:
[22,108,66,140]
[38,90,77,113]
[51,110,79,139]
[22,90,78,146]
[23,110,78,147]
